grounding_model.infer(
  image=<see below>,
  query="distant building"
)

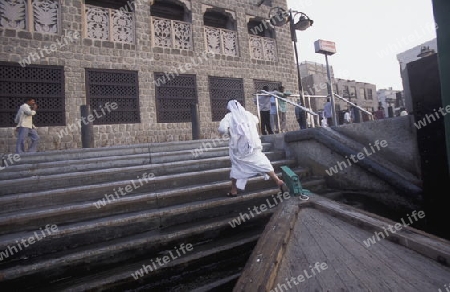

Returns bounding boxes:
[299,61,334,79]
[396,38,438,113]
[300,63,377,124]
[377,87,403,117]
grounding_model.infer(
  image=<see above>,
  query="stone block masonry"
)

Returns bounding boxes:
[0,0,300,153]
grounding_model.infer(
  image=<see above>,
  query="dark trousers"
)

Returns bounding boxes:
[260,111,273,135]
[327,117,332,127]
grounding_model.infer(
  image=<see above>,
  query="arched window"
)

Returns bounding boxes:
[248,17,277,61]
[150,0,192,50]
[247,19,274,38]
[203,7,238,57]
[150,0,191,22]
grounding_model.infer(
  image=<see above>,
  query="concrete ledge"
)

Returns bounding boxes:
[285,128,423,202]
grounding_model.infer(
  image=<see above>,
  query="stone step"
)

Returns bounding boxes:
[0,143,273,180]
[190,273,241,292]
[0,175,313,249]
[0,168,308,236]
[0,207,270,290]
[0,152,289,196]
[6,138,233,166]
[0,160,303,214]
[55,232,259,292]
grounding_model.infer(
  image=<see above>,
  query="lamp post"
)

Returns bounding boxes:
[268,7,313,113]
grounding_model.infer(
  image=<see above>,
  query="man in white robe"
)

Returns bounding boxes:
[218,100,284,196]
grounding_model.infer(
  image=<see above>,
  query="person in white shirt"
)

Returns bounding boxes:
[15,98,40,154]
[400,107,408,116]
[218,99,285,196]
[344,110,352,124]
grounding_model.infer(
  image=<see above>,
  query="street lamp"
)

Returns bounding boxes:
[268,7,313,107]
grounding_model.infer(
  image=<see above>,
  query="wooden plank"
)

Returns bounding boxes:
[272,208,337,292]
[232,199,306,292]
[311,196,450,266]
[236,196,450,292]
[300,208,386,291]
[309,208,418,291]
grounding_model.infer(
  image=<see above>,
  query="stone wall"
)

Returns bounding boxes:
[0,0,300,153]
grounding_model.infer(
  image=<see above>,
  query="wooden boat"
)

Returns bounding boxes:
[233,195,450,292]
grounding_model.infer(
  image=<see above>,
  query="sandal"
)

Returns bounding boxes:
[226,192,238,197]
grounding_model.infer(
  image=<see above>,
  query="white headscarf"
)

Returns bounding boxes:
[227,100,257,156]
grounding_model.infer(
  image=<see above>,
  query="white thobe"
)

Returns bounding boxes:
[218,111,274,190]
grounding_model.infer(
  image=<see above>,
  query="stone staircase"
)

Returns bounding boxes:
[0,139,326,291]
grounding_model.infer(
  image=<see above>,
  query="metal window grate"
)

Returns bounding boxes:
[154,73,197,123]
[0,62,65,127]
[209,76,245,121]
[85,69,140,125]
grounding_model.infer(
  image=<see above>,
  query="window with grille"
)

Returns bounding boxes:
[0,62,65,127]
[209,76,244,121]
[85,69,140,125]
[154,73,197,123]
[0,0,61,34]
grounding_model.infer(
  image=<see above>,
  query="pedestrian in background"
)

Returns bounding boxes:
[15,97,40,154]
[270,88,279,133]
[255,86,273,135]
[295,100,307,129]
[276,86,288,132]
[323,98,332,126]
[374,106,385,120]
[351,103,361,123]
[400,107,408,116]
[344,110,351,124]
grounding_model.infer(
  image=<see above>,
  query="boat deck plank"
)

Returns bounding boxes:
[272,208,450,292]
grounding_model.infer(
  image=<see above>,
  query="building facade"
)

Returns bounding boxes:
[299,61,334,80]
[396,38,438,113]
[300,67,377,124]
[377,87,403,117]
[0,0,299,153]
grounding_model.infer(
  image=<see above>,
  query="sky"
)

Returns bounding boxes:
[286,0,437,90]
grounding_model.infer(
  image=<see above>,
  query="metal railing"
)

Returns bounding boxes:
[254,90,319,133]
[333,93,373,116]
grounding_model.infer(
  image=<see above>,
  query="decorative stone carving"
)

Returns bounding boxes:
[152,17,192,50]
[111,10,134,43]
[0,0,26,29]
[152,17,172,48]
[85,6,109,40]
[173,21,191,50]
[205,27,221,54]
[205,26,238,56]
[264,38,277,61]
[221,29,237,56]
[249,35,277,61]
[32,0,59,33]
[249,35,263,60]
